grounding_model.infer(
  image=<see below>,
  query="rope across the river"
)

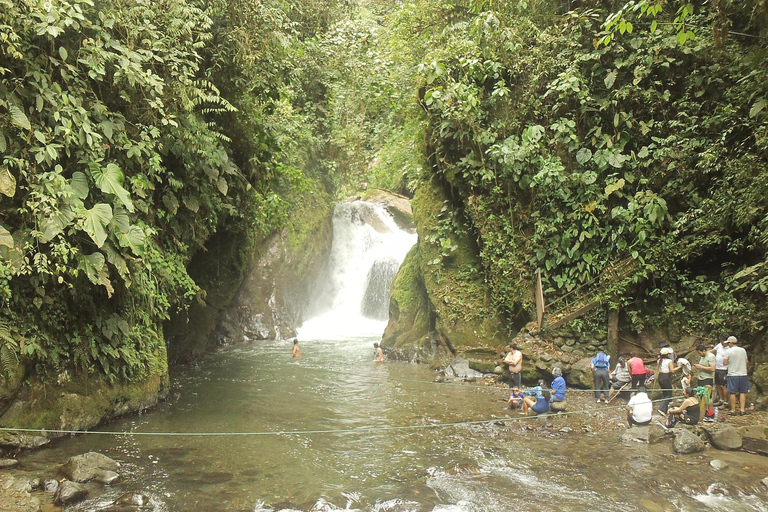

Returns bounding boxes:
[0,397,678,437]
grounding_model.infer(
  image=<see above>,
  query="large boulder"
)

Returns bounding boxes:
[621,424,667,444]
[566,357,594,389]
[673,429,706,454]
[739,425,768,456]
[703,426,742,451]
[54,481,88,506]
[59,452,119,483]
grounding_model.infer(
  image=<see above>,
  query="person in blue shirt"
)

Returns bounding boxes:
[522,380,551,415]
[591,351,611,402]
[550,367,566,402]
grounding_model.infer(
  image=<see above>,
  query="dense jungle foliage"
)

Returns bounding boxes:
[2,0,767,388]
[391,0,768,342]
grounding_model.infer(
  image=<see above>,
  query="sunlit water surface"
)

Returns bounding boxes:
[15,338,768,512]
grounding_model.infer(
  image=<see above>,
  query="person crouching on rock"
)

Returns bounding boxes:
[626,385,653,427]
[550,367,566,403]
[522,380,551,416]
[665,386,700,428]
[507,386,525,411]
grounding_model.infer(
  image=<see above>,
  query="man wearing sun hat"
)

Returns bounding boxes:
[723,336,750,415]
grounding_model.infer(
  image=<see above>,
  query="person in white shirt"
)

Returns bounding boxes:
[713,334,729,406]
[626,386,653,427]
[723,336,750,415]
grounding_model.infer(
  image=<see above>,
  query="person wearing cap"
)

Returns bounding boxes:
[723,336,750,415]
[657,345,678,415]
[713,334,729,406]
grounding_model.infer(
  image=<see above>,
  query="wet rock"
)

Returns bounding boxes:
[763,476,768,488]
[648,424,667,444]
[0,458,19,468]
[709,459,728,470]
[738,425,768,456]
[550,401,567,413]
[59,452,119,482]
[0,431,49,450]
[113,492,153,508]
[704,426,742,450]
[54,481,88,506]
[94,470,120,485]
[674,429,705,454]
[566,357,593,389]
[0,474,40,512]
[43,479,59,493]
[621,426,651,443]
[559,426,572,433]
[445,358,484,380]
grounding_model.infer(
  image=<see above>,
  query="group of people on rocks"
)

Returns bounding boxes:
[501,335,752,427]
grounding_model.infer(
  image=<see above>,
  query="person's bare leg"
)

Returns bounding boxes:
[730,393,737,413]
[740,393,747,414]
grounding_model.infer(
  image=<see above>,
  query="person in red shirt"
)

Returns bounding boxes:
[627,352,647,389]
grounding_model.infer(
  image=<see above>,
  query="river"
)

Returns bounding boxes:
[12,336,768,512]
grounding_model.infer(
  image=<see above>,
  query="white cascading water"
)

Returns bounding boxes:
[297,200,417,340]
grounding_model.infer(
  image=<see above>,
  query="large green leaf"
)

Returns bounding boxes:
[8,104,30,131]
[0,225,13,249]
[0,166,15,197]
[82,203,113,247]
[78,252,114,297]
[90,163,134,212]
[110,204,130,233]
[117,225,146,256]
[40,206,76,243]
[69,171,89,200]
[102,242,129,280]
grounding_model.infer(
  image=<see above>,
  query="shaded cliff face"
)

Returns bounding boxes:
[382,176,509,367]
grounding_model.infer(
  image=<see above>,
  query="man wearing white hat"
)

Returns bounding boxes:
[723,336,750,415]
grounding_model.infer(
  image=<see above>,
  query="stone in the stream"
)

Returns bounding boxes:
[54,480,88,506]
[94,470,120,485]
[621,426,650,443]
[739,425,768,456]
[762,476,768,489]
[113,491,153,508]
[59,451,119,482]
[705,426,742,450]
[709,459,728,470]
[673,429,705,454]
[0,431,50,450]
[0,458,19,468]
[43,478,59,493]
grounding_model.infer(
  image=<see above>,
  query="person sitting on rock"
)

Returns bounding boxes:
[550,367,566,403]
[665,386,700,428]
[522,380,551,416]
[506,386,525,410]
[626,385,653,427]
[609,356,632,400]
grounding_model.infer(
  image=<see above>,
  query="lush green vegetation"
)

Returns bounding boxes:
[2,0,767,390]
[389,0,767,341]
[0,0,358,382]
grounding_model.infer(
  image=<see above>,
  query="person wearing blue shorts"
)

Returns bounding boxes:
[522,379,551,415]
[723,336,750,415]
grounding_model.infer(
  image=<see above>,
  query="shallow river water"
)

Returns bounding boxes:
[14,337,768,512]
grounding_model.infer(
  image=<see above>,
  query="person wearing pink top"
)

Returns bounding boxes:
[627,352,647,389]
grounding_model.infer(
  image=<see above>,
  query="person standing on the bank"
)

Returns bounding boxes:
[693,344,716,390]
[723,336,750,415]
[503,343,522,389]
[657,346,676,415]
[627,352,647,389]
[590,351,611,402]
[714,335,729,406]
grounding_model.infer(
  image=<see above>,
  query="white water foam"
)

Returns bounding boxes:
[297,201,416,341]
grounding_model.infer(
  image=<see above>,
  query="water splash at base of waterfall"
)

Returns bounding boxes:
[297,200,416,341]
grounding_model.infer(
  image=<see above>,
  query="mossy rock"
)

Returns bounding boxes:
[468,360,498,374]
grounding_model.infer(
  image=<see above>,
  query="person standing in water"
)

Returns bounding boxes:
[292,338,301,358]
[374,342,384,362]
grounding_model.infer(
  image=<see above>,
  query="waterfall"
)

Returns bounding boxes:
[297,200,417,340]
